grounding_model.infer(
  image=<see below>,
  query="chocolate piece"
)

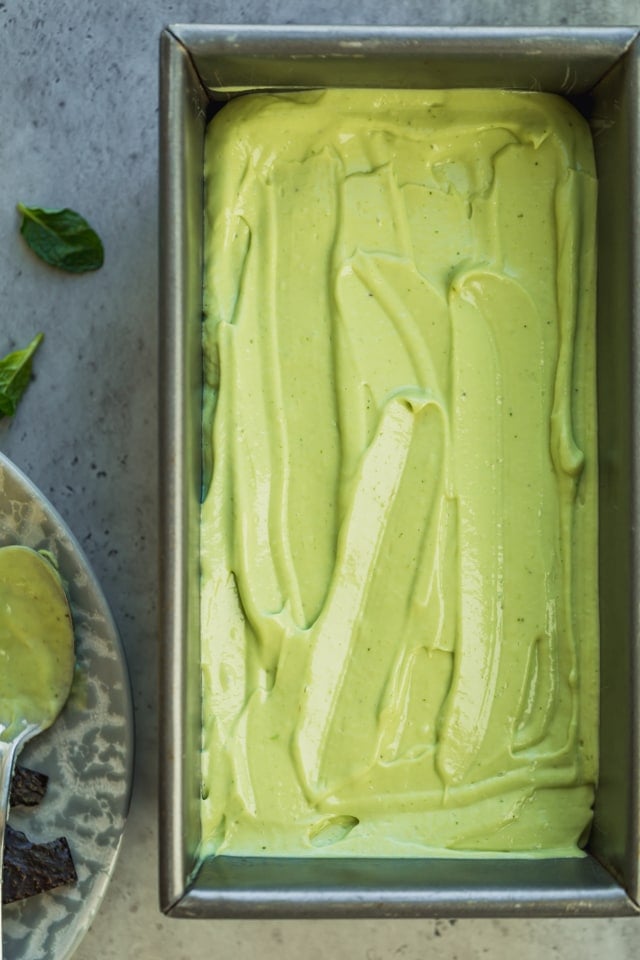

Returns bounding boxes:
[2,824,77,904]
[2,765,76,904]
[10,765,49,808]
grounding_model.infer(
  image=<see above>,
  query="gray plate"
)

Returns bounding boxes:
[0,453,134,960]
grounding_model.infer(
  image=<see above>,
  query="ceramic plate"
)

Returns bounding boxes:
[0,453,134,960]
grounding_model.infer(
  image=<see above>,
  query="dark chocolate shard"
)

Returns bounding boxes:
[2,824,77,904]
[10,765,49,808]
[3,765,77,904]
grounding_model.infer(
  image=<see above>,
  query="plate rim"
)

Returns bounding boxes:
[0,450,135,960]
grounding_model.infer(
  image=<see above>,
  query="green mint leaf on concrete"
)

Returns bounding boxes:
[0,333,44,417]
[17,204,104,273]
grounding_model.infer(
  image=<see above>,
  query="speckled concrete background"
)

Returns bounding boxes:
[0,1,638,958]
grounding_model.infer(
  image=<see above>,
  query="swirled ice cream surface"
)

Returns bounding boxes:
[199,88,598,857]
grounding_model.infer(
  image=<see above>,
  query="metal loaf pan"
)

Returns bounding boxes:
[159,24,640,918]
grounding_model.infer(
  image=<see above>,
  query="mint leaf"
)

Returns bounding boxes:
[17,204,104,273]
[0,333,44,417]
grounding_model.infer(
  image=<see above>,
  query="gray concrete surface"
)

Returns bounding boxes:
[1,1,638,957]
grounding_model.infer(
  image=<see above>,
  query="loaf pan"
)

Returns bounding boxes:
[159,24,640,918]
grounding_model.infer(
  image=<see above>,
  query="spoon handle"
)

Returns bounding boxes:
[0,726,37,960]
[0,737,19,960]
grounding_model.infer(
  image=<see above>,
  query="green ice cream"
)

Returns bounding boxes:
[0,546,74,739]
[199,88,599,857]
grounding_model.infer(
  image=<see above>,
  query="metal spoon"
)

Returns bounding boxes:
[0,546,75,957]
